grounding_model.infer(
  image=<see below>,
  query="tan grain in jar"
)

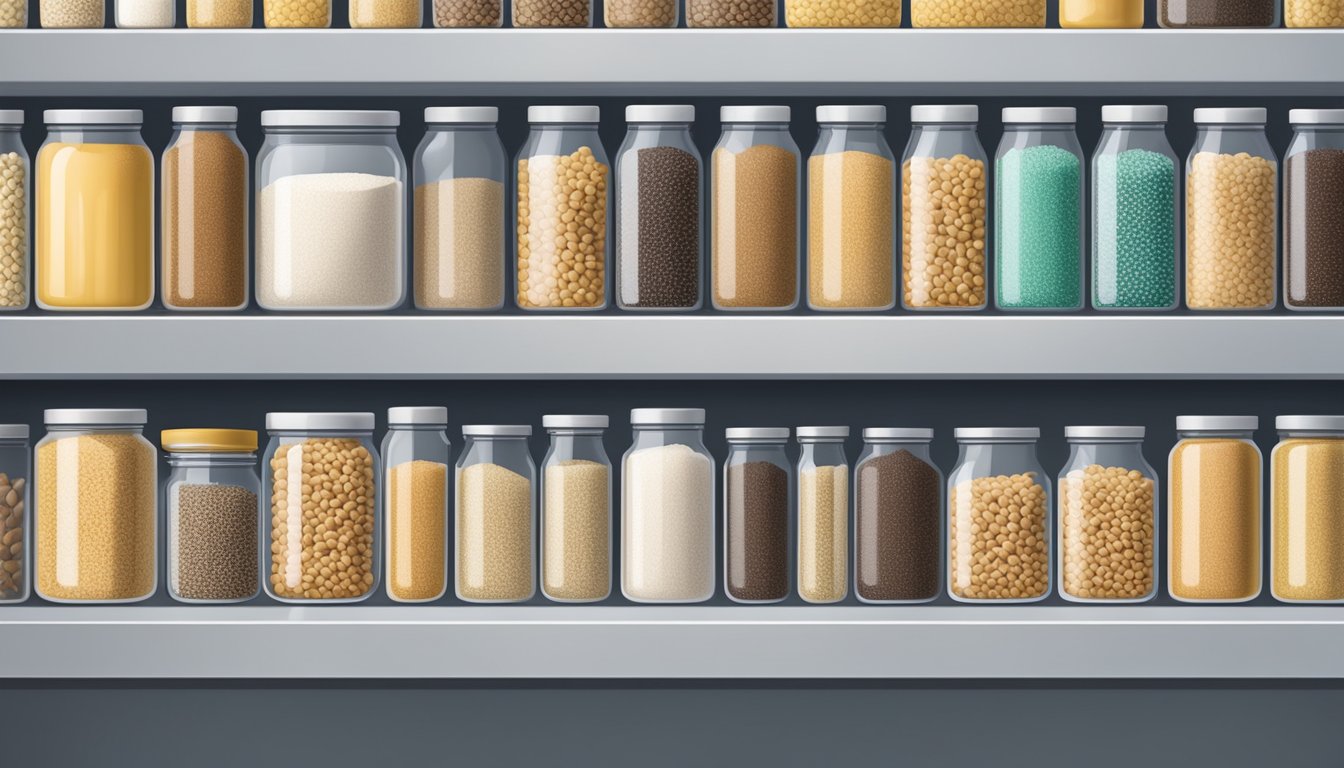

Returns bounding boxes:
[350,0,421,26]
[605,0,676,25]
[432,0,500,24]
[949,472,1049,600]
[414,177,505,310]
[712,144,799,309]
[903,154,988,309]
[40,0,104,27]
[0,0,27,26]
[807,149,894,310]
[687,0,775,25]
[1272,439,1344,601]
[388,459,447,602]
[516,147,609,309]
[1185,151,1277,309]
[513,0,590,25]
[911,0,1044,26]
[1169,438,1261,601]
[187,0,252,26]
[163,129,248,310]
[457,462,534,602]
[1286,0,1344,25]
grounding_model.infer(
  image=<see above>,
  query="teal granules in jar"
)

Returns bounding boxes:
[1094,149,1176,309]
[996,144,1083,309]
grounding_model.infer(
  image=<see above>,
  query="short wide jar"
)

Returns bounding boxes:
[0,425,30,603]
[457,425,536,603]
[383,407,451,603]
[1272,416,1344,603]
[541,415,612,603]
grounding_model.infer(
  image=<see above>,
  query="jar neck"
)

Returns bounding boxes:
[863,440,933,459]
[1279,430,1344,440]
[168,452,258,467]
[914,122,975,131]
[265,126,396,136]
[726,122,788,132]
[800,440,847,466]
[176,122,238,132]
[0,437,28,448]
[270,429,372,438]
[388,424,448,433]
[957,440,1038,462]
[1178,429,1254,440]
[1065,440,1145,466]
[1197,124,1265,134]
[428,122,497,132]
[548,430,605,447]
[1104,122,1166,131]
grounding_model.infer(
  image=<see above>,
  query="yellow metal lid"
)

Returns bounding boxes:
[161,429,258,453]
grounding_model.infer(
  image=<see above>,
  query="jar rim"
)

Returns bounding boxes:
[266,412,375,431]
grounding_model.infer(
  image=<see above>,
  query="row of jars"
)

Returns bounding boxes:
[1,409,1339,605]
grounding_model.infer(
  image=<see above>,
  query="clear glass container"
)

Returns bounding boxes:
[0,425,30,603]
[162,429,261,605]
[163,107,249,312]
[995,107,1084,312]
[1271,416,1344,603]
[0,112,29,311]
[1060,0,1142,25]
[1092,106,1179,311]
[382,407,450,604]
[187,0,252,26]
[687,0,775,25]
[711,106,801,311]
[1168,416,1262,603]
[1160,0,1277,25]
[902,105,988,311]
[1284,110,1344,311]
[256,110,406,312]
[724,427,791,604]
[948,427,1051,602]
[1286,0,1343,24]
[350,0,422,26]
[622,408,715,603]
[36,110,153,311]
[264,0,330,25]
[605,0,676,26]
[541,415,612,603]
[413,107,506,311]
[0,0,26,26]
[911,0,1044,26]
[786,0,899,25]
[796,427,849,604]
[616,105,703,312]
[40,0,104,26]
[512,0,590,26]
[1186,108,1278,310]
[456,425,536,603]
[35,409,157,604]
[263,412,380,603]
[855,428,942,604]
[432,0,501,25]
[1058,426,1158,603]
[116,0,174,26]
[516,106,610,311]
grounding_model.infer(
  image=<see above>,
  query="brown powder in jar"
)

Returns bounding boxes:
[712,143,798,309]
[163,130,248,309]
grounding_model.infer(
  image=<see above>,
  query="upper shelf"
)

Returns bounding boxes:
[0,29,1341,96]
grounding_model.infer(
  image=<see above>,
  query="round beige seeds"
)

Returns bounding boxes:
[0,0,27,26]
[1286,0,1344,26]
[605,0,676,25]
[432,0,500,25]
[911,0,1043,26]
[1060,464,1155,601]
[1186,151,1277,309]
[950,472,1049,600]
[687,0,775,26]
[517,146,609,309]
[0,473,25,600]
[0,152,27,308]
[902,154,987,309]
[39,0,104,27]
[786,0,899,26]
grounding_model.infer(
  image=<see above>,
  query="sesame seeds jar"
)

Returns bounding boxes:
[724,428,792,604]
[541,415,612,603]
[854,428,942,604]
[382,407,450,604]
[0,112,29,311]
[1271,416,1344,603]
[456,425,536,603]
[1284,110,1344,310]
[796,427,850,604]
[0,426,30,604]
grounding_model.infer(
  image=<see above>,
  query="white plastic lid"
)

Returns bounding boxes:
[863,427,934,441]
[543,415,609,429]
[797,426,850,439]
[44,109,143,126]
[388,406,448,425]
[1101,105,1168,124]
[45,408,147,426]
[1065,426,1145,440]
[1193,108,1267,125]
[1276,415,1344,431]
[0,110,22,126]
[1289,109,1344,126]
[261,110,399,128]
[1002,107,1076,124]
[0,425,29,439]
[425,107,498,124]
[172,106,238,124]
[726,427,790,441]
[528,106,600,124]
[630,408,706,425]
[721,105,790,124]
[626,104,695,123]
[955,427,1040,440]
[911,105,978,124]
[463,424,532,437]
[266,412,376,431]
[816,105,886,124]
[1176,415,1258,431]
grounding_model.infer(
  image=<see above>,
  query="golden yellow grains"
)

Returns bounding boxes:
[37,435,156,602]
[1272,439,1344,601]
[187,0,252,26]
[543,459,610,602]
[457,462,533,601]
[0,0,27,26]
[807,150,894,310]
[269,438,377,601]
[39,0,103,26]
[903,154,987,309]
[433,0,500,24]
[1060,465,1155,600]
[415,178,505,310]
[1286,0,1344,26]
[388,460,447,602]
[517,147,609,309]
[605,0,676,25]
[712,144,799,309]
[349,0,421,26]
[1169,438,1260,601]
[0,473,25,599]
[799,465,847,603]
[263,0,330,26]
[1186,152,1277,309]
[786,0,899,26]
[950,472,1049,600]
[911,0,1044,26]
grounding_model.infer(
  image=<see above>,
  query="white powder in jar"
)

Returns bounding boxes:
[257,172,404,310]
[116,0,175,26]
[622,443,714,602]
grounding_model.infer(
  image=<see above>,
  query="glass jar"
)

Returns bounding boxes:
[350,0,421,25]
[786,0,899,25]
[687,0,774,25]
[605,0,676,25]
[855,428,942,604]
[912,0,1044,25]
[711,106,800,311]
[807,106,895,312]
[162,429,261,604]
[724,427,791,604]
[264,0,330,25]
[541,415,612,603]
[187,0,252,26]
[0,0,26,26]
[263,412,380,603]
[36,110,153,311]
[1058,426,1157,603]
[1284,110,1344,311]
[1160,0,1276,25]
[995,107,1084,312]
[432,0,501,25]
[902,105,988,312]
[513,0,590,25]
[456,425,535,603]
[1272,416,1344,603]
[1286,0,1342,24]
[516,106,610,311]
[796,427,849,603]
[0,425,29,603]
[163,107,249,312]
[1092,105,1179,311]
[1060,0,1142,25]
[616,105,703,312]
[1186,108,1277,310]
[1168,416,1262,603]
[116,0,174,26]
[383,407,450,604]
[622,408,715,603]
[948,427,1051,602]
[40,0,102,25]
[35,409,157,603]
[256,110,406,312]
[413,107,506,311]
[0,111,29,311]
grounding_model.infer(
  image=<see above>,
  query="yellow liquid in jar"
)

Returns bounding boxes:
[37,142,154,310]
[1059,0,1142,26]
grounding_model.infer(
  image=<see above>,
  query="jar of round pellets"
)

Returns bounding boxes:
[1057,426,1157,603]
[36,409,157,604]
[855,428,941,604]
[0,425,30,604]
[432,0,501,25]
[1271,416,1344,603]
[912,0,1043,26]
[0,112,29,311]
[516,106,609,310]
[1286,0,1343,25]
[1284,110,1344,311]
[115,0,174,27]
[687,0,775,26]
[188,0,253,26]
[0,0,26,27]
[948,428,1051,603]
[350,0,422,26]
[796,427,849,604]
[457,425,535,603]
[1160,0,1277,26]
[40,0,104,26]
[808,105,895,311]
[786,0,899,26]
[605,0,676,26]
[382,407,450,603]
[1186,108,1277,310]
[724,428,791,604]
[1091,106,1178,311]
[264,0,331,26]
[616,105,704,311]
[711,106,800,311]
[541,415,612,603]
[263,413,381,603]
[513,0,591,25]
[1168,416,1262,603]
[162,429,260,605]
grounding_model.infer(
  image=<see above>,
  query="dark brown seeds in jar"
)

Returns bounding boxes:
[1286,149,1344,308]
[1160,0,1275,26]
[687,0,776,25]
[856,449,940,602]
[726,461,789,602]
[620,146,701,309]
[513,0,589,26]
[432,0,500,25]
